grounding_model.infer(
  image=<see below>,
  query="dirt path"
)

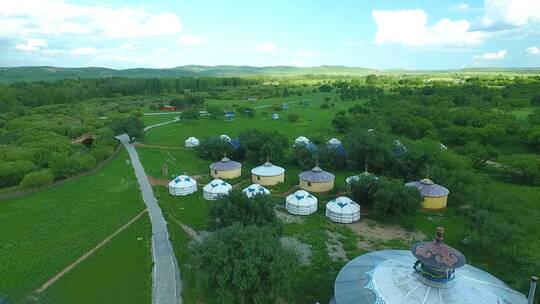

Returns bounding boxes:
[35,209,148,294]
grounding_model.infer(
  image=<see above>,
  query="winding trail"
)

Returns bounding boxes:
[144,117,180,132]
[116,134,182,304]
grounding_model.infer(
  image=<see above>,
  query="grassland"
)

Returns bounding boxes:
[0,150,152,303]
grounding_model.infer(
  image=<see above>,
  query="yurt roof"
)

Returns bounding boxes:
[332,250,528,304]
[210,156,241,171]
[251,161,285,177]
[405,178,449,197]
[328,138,342,146]
[203,179,232,193]
[299,165,335,183]
[242,184,271,197]
[295,136,310,143]
[326,196,360,214]
[185,136,199,142]
[228,138,241,150]
[169,175,196,187]
[346,171,379,184]
[220,134,231,141]
[286,190,317,205]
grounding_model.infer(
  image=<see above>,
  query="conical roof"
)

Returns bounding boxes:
[251,161,285,177]
[299,165,335,183]
[405,178,449,197]
[210,156,241,171]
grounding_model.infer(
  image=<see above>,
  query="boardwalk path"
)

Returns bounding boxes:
[116,134,182,304]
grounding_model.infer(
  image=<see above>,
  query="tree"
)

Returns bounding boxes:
[344,128,395,173]
[349,176,380,208]
[210,190,277,230]
[196,137,235,161]
[373,178,422,218]
[109,116,145,140]
[287,113,299,122]
[461,141,497,168]
[331,113,353,133]
[503,155,540,185]
[180,109,200,120]
[207,106,223,119]
[191,224,298,304]
[48,152,81,178]
[0,161,39,187]
[292,146,314,170]
[239,129,288,163]
[527,126,540,152]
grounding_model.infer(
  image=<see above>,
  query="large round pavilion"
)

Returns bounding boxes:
[209,156,242,179]
[285,190,318,215]
[202,179,232,201]
[242,183,271,198]
[405,178,449,210]
[250,160,285,186]
[325,196,361,223]
[184,136,199,148]
[298,164,335,192]
[168,175,197,196]
[330,227,531,304]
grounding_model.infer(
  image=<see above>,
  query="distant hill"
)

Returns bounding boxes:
[0,65,539,83]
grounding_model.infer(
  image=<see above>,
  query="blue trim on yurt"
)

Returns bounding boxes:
[228,138,242,150]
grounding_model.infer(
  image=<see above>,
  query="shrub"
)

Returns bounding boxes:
[373,178,422,218]
[210,190,277,230]
[320,103,330,109]
[0,161,39,187]
[48,153,81,179]
[287,113,299,122]
[239,129,288,163]
[180,109,200,120]
[20,170,55,188]
[196,137,235,161]
[349,176,380,208]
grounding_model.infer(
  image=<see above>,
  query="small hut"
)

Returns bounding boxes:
[220,134,231,142]
[405,178,449,210]
[272,113,279,120]
[168,175,197,196]
[327,138,342,147]
[242,184,271,198]
[285,190,318,215]
[251,159,285,186]
[298,164,335,192]
[209,156,242,179]
[202,179,232,200]
[225,112,234,121]
[294,136,310,147]
[325,196,361,224]
[184,137,200,148]
[281,103,289,110]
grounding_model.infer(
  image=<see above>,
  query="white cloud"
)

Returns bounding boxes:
[179,34,207,45]
[473,49,507,60]
[525,46,540,54]
[0,0,182,40]
[344,41,363,48]
[14,38,47,51]
[372,9,484,47]
[118,43,139,50]
[71,47,97,55]
[256,42,278,53]
[297,50,319,57]
[479,0,540,29]
[453,3,470,11]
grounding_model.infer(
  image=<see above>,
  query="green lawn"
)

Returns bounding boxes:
[41,215,152,304]
[0,150,151,302]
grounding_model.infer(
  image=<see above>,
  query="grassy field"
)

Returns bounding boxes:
[0,150,151,302]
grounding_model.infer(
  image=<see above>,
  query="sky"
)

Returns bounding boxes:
[1,0,540,70]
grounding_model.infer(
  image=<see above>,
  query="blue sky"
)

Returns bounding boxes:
[1,0,540,69]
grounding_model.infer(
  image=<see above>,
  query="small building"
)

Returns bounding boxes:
[202,179,232,201]
[272,113,279,120]
[184,136,200,148]
[281,103,289,110]
[345,169,379,189]
[325,196,361,223]
[305,142,318,153]
[298,164,335,192]
[294,136,310,147]
[285,190,318,215]
[209,156,242,179]
[220,134,231,142]
[405,178,449,210]
[330,227,531,304]
[160,105,177,111]
[168,175,197,196]
[225,112,234,121]
[251,160,285,186]
[242,184,271,198]
[327,138,342,147]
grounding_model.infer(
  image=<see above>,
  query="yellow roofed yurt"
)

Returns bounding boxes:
[298,164,335,193]
[405,178,449,210]
[209,155,242,179]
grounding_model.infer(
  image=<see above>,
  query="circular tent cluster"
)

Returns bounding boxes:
[251,161,285,186]
[294,136,310,147]
[285,190,318,215]
[242,184,271,198]
[168,175,197,196]
[184,137,199,148]
[209,156,242,179]
[325,196,361,223]
[330,227,529,304]
[405,178,449,210]
[298,165,335,192]
[202,179,232,200]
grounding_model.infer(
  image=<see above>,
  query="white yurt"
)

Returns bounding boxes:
[202,179,232,201]
[250,160,285,186]
[325,196,361,224]
[220,134,231,142]
[327,138,342,147]
[294,136,310,147]
[168,175,197,196]
[184,137,200,148]
[242,183,271,198]
[285,190,318,215]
